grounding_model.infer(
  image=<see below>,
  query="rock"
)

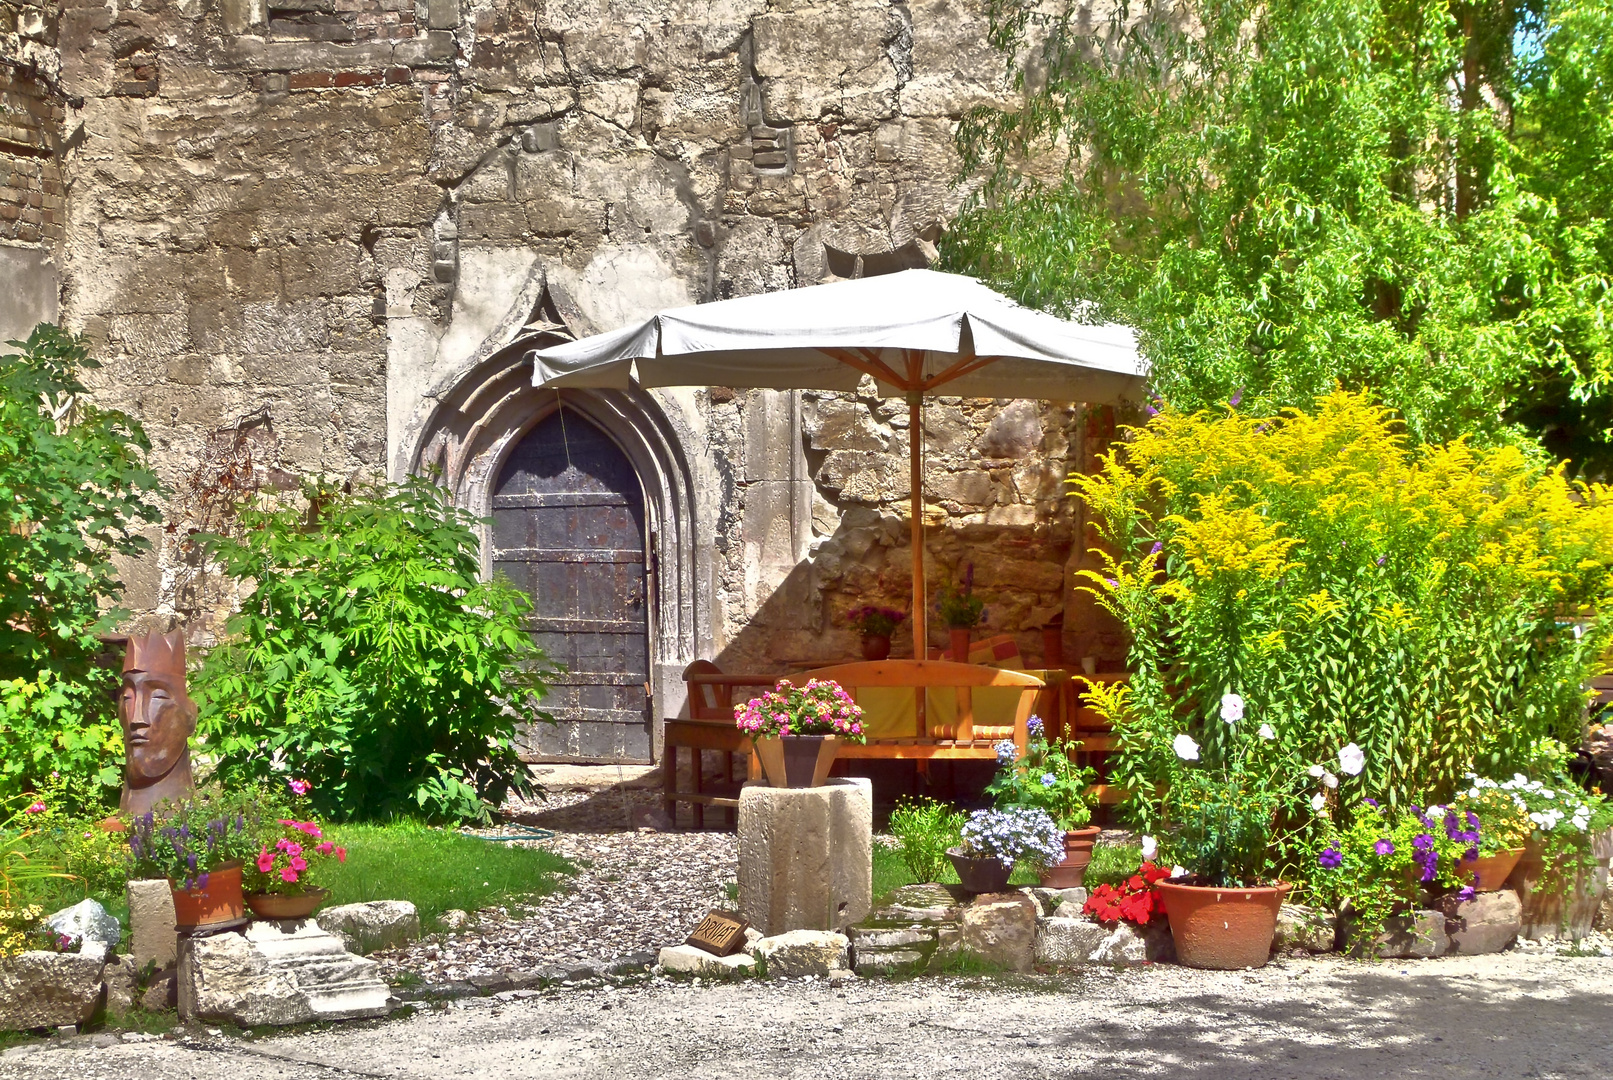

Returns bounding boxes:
[737,778,872,935]
[751,930,850,977]
[1031,887,1087,914]
[883,883,962,923]
[178,919,392,1026]
[438,909,474,933]
[1093,921,1176,966]
[847,922,938,976]
[1273,904,1338,954]
[140,971,177,1012]
[316,901,422,954]
[655,944,757,977]
[44,899,121,953]
[1442,890,1522,955]
[1034,916,1110,966]
[126,880,177,968]
[0,951,108,1031]
[1354,910,1449,959]
[103,955,139,1014]
[959,892,1037,973]
[607,952,658,975]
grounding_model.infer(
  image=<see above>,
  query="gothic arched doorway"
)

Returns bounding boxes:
[492,407,653,762]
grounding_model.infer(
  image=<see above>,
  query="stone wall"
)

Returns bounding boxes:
[0,1,64,341]
[31,0,1127,729]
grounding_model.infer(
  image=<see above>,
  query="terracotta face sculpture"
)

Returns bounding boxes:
[119,629,197,817]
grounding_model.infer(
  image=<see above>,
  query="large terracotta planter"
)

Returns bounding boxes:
[1508,828,1613,940]
[1458,848,1524,892]
[947,848,1013,894]
[1038,826,1101,889]
[245,887,331,920]
[753,735,839,788]
[861,634,892,661]
[1157,880,1291,970]
[170,861,246,932]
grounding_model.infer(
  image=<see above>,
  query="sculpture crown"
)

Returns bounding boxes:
[123,629,186,681]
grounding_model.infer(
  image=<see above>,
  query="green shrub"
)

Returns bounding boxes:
[887,797,966,883]
[0,325,160,808]
[194,476,555,822]
[1075,390,1613,827]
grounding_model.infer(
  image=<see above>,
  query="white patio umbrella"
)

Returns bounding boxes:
[531,268,1148,659]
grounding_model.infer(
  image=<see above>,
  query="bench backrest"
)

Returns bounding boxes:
[793,659,1044,748]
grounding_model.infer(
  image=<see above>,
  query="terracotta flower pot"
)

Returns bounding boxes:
[861,633,892,661]
[1458,847,1525,892]
[245,887,331,920]
[947,848,1013,894]
[1038,826,1101,889]
[1157,880,1291,970]
[949,628,972,662]
[170,861,246,932]
[753,735,839,788]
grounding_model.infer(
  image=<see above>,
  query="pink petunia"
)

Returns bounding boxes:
[335,846,347,862]
[316,841,335,855]
[289,856,308,872]
[288,778,311,795]
[24,801,44,814]
[280,867,299,883]
[256,846,276,873]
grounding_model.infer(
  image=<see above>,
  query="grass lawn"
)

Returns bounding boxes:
[320,820,574,931]
[874,841,1139,904]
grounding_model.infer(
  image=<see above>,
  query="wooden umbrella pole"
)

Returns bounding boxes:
[909,391,925,661]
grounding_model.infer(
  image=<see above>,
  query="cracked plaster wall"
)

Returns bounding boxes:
[24,0,1127,701]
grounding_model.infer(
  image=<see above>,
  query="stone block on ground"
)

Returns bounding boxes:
[737,778,872,935]
[0,951,108,1031]
[44,899,121,953]
[656,944,757,977]
[1031,887,1087,915]
[127,879,177,967]
[1034,916,1110,966]
[848,922,938,976]
[438,909,473,932]
[1442,890,1521,955]
[882,883,962,923]
[1273,904,1338,954]
[179,918,392,1026]
[750,930,849,977]
[959,892,1037,973]
[1092,921,1176,966]
[316,900,421,954]
[1355,910,1449,959]
[103,955,139,1014]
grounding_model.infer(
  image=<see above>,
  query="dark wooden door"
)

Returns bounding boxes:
[491,409,652,762]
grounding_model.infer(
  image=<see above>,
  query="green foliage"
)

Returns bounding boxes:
[22,772,130,899]
[935,587,985,630]
[887,797,967,882]
[1166,767,1289,888]
[947,0,1613,470]
[0,325,159,805]
[316,820,573,933]
[194,476,556,823]
[1081,842,1144,889]
[1075,391,1613,826]
[985,723,1098,829]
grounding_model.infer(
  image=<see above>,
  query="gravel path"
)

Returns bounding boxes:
[7,951,1611,1079]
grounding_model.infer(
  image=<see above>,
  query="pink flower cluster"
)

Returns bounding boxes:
[251,819,346,889]
[733,678,865,742]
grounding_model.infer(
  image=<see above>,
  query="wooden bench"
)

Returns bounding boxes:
[661,661,777,829]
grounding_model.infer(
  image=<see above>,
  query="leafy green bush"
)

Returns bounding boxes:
[194,476,555,822]
[887,797,966,882]
[1076,391,1613,824]
[0,325,160,808]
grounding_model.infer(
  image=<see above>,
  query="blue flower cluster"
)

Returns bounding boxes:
[959,807,1066,869]
[994,739,1018,767]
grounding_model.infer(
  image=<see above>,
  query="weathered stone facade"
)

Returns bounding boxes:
[2,0,1127,757]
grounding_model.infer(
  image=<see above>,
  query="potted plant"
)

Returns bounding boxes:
[1453,775,1534,890]
[935,586,984,661]
[1485,769,1613,938]
[847,605,906,661]
[985,717,1101,887]
[734,677,866,788]
[946,806,1064,893]
[127,792,262,932]
[243,817,348,919]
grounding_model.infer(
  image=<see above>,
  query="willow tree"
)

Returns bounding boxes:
[945,0,1613,473]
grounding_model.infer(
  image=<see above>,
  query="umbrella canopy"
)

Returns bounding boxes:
[530,269,1149,659]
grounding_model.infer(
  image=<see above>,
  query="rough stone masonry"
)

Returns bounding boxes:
[0,0,1129,756]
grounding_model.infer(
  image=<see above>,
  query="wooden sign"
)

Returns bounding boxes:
[685,909,749,957]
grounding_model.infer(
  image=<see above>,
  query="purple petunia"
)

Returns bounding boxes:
[1150,541,1163,555]
[1374,839,1395,856]
[1457,885,1476,903]
[1317,847,1344,869]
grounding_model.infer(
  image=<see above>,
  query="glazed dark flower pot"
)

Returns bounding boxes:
[947,848,1013,894]
[1037,826,1101,889]
[861,634,892,661]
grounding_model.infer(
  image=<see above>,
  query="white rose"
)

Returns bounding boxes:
[1257,723,1275,741]
[1338,743,1366,777]
[1220,693,1245,723]
[1141,835,1158,860]
[1173,734,1200,761]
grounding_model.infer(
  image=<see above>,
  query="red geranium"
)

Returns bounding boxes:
[1083,861,1171,926]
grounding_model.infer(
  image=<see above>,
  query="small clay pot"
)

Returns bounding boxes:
[949,628,972,662]
[245,887,331,920]
[170,861,246,932]
[1157,880,1291,970]
[947,848,1013,894]
[1458,848,1524,892]
[1038,826,1102,889]
[861,633,892,661]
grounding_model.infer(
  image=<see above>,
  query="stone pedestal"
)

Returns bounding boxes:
[178,919,392,1026]
[127,879,178,967]
[738,778,872,935]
